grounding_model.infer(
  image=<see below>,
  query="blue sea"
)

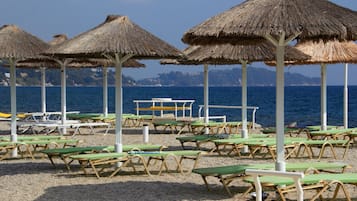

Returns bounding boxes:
[0,86,356,128]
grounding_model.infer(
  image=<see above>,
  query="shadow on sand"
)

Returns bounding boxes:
[33,180,232,201]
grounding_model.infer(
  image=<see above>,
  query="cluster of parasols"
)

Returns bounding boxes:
[1,0,357,171]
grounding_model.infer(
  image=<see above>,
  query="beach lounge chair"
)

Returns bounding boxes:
[0,135,64,142]
[17,138,81,159]
[190,120,227,135]
[41,144,166,170]
[122,114,153,127]
[212,136,272,157]
[192,161,350,196]
[305,125,339,132]
[70,152,130,178]
[176,133,256,150]
[307,128,355,140]
[70,150,206,178]
[243,172,357,201]
[0,141,17,161]
[293,139,352,160]
[152,119,187,134]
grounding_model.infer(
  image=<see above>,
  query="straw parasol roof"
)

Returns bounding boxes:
[0,24,49,59]
[44,15,183,59]
[182,0,357,45]
[265,39,357,65]
[15,34,145,68]
[162,42,310,65]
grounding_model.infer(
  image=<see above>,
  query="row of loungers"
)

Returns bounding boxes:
[41,144,167,170]
[192,161,351,198]
[176,134,352,160]
[153,119,254,135]
[0,135,81,160]
[1,135,207,179]
[69,150,206,178]
[68,112,256,135]
[244,170,357,201]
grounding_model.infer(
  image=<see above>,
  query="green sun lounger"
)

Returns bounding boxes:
[70,152,129,178]
[212,137,303,158]
[41,144,166,170]
[292,139,351,160]
[152,119,188,134]
[243,172,357,201]
[305,125,339,132]
[190,120,228,135]
[16,139,81,159]
[0,141,17,161]
[177,134,268,151]
[70,150,205,178]
[192,161,350,196]
[308,128,355,140]
[0,135,64,142]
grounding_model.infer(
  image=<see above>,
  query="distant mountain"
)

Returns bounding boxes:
[0,67,137,87]
[0,66,319,87]
[137,67,320,86]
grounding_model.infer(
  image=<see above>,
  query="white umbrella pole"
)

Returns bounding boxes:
[344,64,348,129]
[321,64,327,131]
[241,61,248,139]
[60,61,67,135]
[275,35,286,172]
[41,67,46,121]
[113,53,133,154]
[103,67,108,117]
[241,60,249,153]
[266,31,298,172]
[115,58,123,153]
[10,59,17,157]
[203,64,209,134]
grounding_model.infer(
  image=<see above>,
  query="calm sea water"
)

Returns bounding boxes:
[0,86,356,128]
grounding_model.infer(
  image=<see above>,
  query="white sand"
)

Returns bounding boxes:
[1,122,357,201]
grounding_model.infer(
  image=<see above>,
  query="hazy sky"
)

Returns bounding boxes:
[1,0,357,85]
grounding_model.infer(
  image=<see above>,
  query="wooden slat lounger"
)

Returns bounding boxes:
[243,172,357,201]
[192,161,350,196]
[41,144,166,170]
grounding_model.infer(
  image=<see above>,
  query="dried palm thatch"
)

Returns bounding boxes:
[265,39,357,66]
[0,24,49,59]
[15,34,145,68]
[182,0,357,45]
[44,15,183,59]
[161,42,310,65]
[14,58,145,68]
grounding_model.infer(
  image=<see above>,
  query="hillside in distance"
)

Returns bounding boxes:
[0,66,319,87]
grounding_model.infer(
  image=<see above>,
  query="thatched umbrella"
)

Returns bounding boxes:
[0,24,49,157]
[162,42,309,139]
[267,39,357,130]
[181,0,357,172]
[43,15,182,154]
[16,34,145,121]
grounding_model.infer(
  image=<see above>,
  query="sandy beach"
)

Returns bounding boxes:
[1,122,357,201]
